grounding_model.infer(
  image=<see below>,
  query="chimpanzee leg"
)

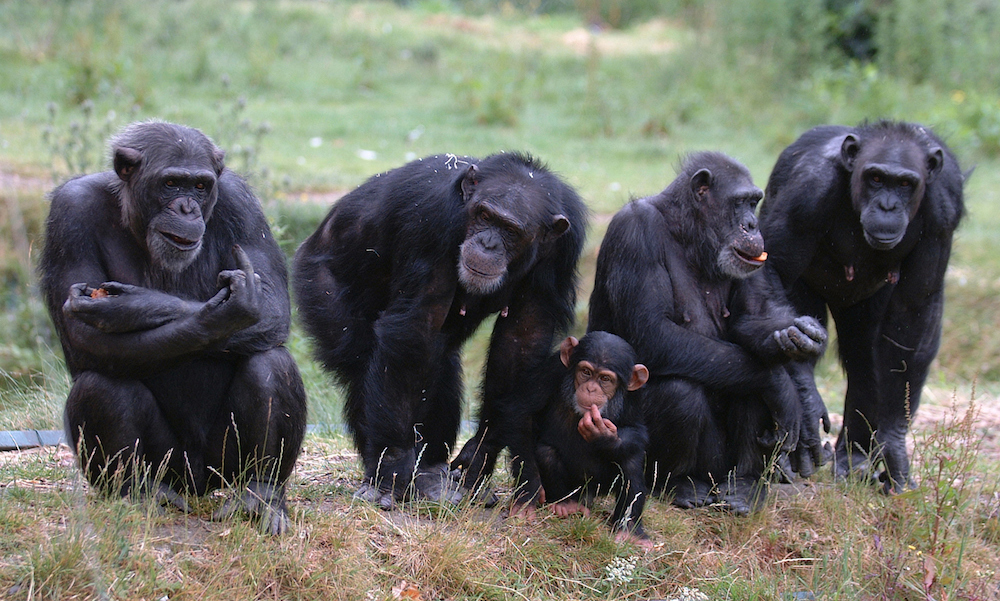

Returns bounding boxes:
[721,389,780,516]
[410,348,464,504]
[831,290,892,482]
[64,371,187,510]
[209,347,307,535]
[643,378,725,509]
[608,454,647,537]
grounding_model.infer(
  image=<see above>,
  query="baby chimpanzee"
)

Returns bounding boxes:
[512,332,650,544]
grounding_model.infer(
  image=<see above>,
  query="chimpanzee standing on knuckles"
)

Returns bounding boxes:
[759,121,966,492]
[293,152,586,507]
[511,332,650,544]
[588,152,828,514]
[39,121,307,534]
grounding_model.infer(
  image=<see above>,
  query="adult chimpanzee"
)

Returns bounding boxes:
[293,152,586,508]
[511,332,650,543]
[758,121,965,493]
[588,152,828,514]
[39,121,307,535]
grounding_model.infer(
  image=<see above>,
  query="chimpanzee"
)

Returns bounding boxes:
[293,152,586,508]
[511,332,650,543]
[759,121,965,493]
[588,152,828,514]
[39,121,307,535]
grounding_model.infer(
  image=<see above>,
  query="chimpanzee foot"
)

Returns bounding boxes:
[212,481,291,535]
[878,470,917,495]
[412,463,463,505]
[150,482,190,513]
[832,443,876,483]
[354,481,398,510]
[715,476,768,516]
[663,477,714,509]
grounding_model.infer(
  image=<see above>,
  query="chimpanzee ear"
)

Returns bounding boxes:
[926,147,944,183]
[212,147,226,177]
[840,134,861,172]
[545,214,570,241]
[114,147,143,182]
[690,168,712,198]
[460,164,480,202]
[627,364,650,391]
[559,336,579,368]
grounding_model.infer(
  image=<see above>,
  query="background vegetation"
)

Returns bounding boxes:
[1,0,999,599]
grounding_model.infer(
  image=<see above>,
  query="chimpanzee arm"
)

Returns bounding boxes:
[728,274,827,363]
[210,172,292,355]
[590,421,648,463]
[60,245,264,378]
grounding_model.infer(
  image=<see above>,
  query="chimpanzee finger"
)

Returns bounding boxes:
[204,286,230,309]
[793,316,828,345]
[98,281,139,296]
[68,282,92,298]
[232,244,255,281]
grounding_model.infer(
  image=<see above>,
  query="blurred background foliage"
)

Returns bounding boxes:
[1,0,999,429]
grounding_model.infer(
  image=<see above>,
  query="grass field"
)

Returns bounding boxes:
[2,1,1000,599]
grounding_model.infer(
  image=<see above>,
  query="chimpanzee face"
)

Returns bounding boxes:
[689,166,767,280]
[559,334,649,418]
[842,133,943,250]
[113,124,225,272]
[457,165,569,295]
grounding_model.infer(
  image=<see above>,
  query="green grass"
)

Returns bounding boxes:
[2,1,1000,599]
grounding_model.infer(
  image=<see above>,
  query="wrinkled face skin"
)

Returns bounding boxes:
[557,335,649,418]
[570,360,619,415]
[690,167,767,279]
[113,123,225,273]
[457,166,569,295]
[842,134,942,251]
[143,169,217,272]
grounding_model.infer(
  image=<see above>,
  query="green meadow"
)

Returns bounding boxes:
[1,1,999,599]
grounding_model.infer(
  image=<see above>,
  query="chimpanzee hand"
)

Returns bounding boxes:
[200,245,263,335]
[64,281,199,333]
[578,405,618,443]
[788,367,832,477]
[773,316,827,361]
[758,368,802,453]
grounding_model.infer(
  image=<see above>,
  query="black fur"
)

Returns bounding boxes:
[293,152,587,504]
[39,121,306,534]
[588,152,827,515]
[759,120,965,492]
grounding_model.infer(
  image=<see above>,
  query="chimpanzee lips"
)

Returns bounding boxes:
[160,231,200,251]
[734,248,768,266]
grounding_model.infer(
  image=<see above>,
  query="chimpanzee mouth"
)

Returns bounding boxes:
[160,231,201,251]
[460,259,505,280]
[864,232,904,251]
[734,247,768,267]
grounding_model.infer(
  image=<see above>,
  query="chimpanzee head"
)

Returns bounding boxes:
[111,121,226,272]
[559,332,649,420]
[670,152,766,280]
[457,154,571,295]
[841,122,944,250]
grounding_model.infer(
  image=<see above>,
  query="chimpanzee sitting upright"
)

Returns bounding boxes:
[511,332,650,543]
[39,121,307,534]
[588,152,828,514]
[759,121,966,492]
[293,152,586,508]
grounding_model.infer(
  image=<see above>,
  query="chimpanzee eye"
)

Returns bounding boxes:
[900,180,910,187]
[196,182,205,190]
[480,211,490,222]
[870,175,881,184]
[580,367,593,379]
[599,374,613,384]
[165,180,176,188]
